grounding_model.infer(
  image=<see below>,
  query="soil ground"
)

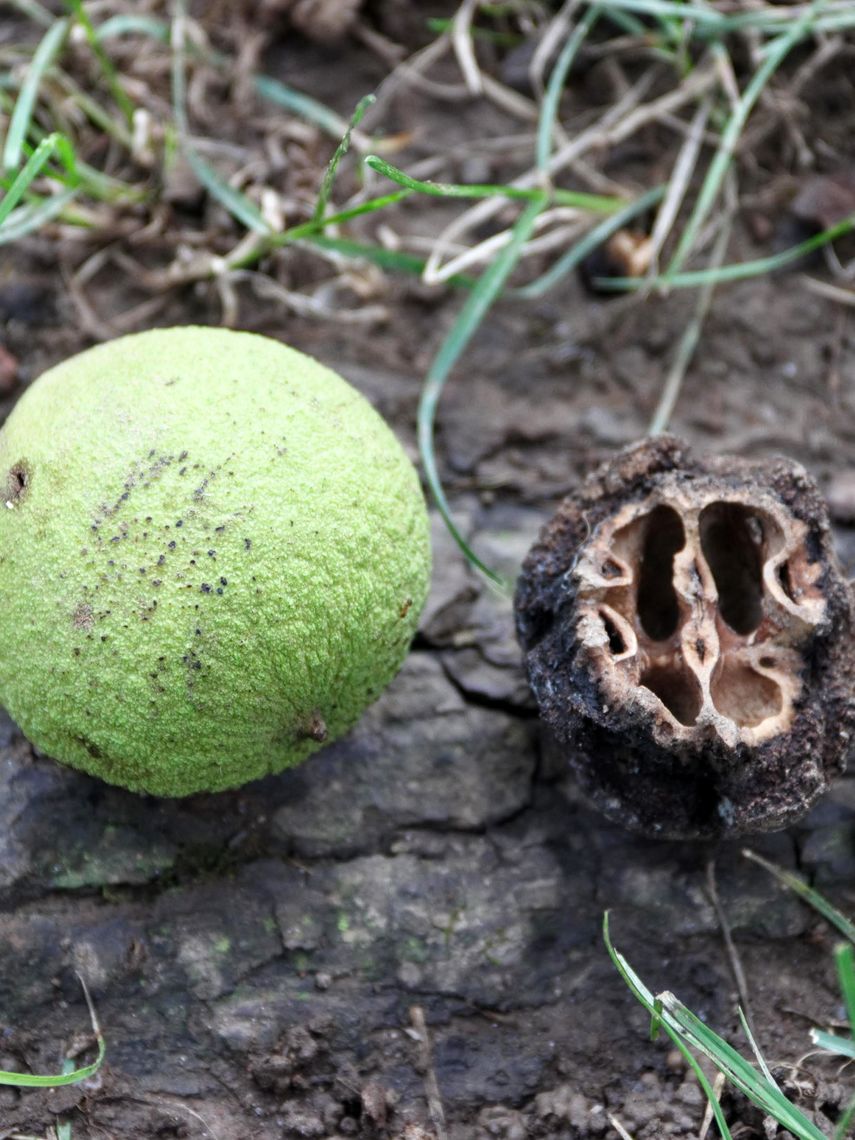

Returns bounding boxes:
[2,4,855,1138]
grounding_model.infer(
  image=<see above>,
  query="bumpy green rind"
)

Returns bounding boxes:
[0,327,431,796]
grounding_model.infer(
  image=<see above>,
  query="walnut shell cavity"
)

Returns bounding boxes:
[515,436,855,839]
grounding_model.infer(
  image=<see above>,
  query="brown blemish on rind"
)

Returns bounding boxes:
[298,711,330,747]
[305,711,328,743]
[74,735,102,760]
[4,460,31,507]
[515,435,855,839]
[72,602,94,631]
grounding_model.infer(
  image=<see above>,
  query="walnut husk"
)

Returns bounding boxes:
[515,436,855,838]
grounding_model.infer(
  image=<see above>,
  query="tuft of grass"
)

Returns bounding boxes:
[0,131,76,226]
[605,912,826,1139]
[607,853,855,1139]
[663,4,821,281]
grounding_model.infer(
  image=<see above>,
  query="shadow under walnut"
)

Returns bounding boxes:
[515,436,855,839]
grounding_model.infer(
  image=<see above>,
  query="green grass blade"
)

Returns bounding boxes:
[743,849,855,944]
[660,997,825,1136]
[536,7,599,173]
[835,1087,855,1140]
[666,10,815,277]
[605,914,827,1140]
[419,196,546,588]
[604,914,734,1140]
[426,15,522,46]
[595,214,855,292]
[659,998,784,1108]
[297,190,411,234]
[586,0,855,37]
[811,1028,855,1061]
[0,131,76,227]
[570,0,777,35]
[303,235,427,273]
[649,202,733,433]
[314,94,375,223]
[54,74,132,148]
[170,3,270,235]
[30,150,141,202]
[601,6,648,35]
[64,0,135,124]
[0,186,78,242]
[95,13,170,40]
[254,74,356,142]
[365,155,621,212]
[737,1006,780,1091]
[516,184,665,298]
[0,977,105,1088]
[301,235,473,283]
[650,995,664,1041]
[580,0,726,31]
[10,0,54,26]
[836,943,855,1032]
[183,149,271,234]
[2,16,70,173]
[0,1035,104,1086]
[809,9,855,34]
[223,192,413,270]
[0,86,134,206]
[63,157,141,203]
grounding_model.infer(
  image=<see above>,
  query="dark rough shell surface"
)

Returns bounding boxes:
[514,435,855,839]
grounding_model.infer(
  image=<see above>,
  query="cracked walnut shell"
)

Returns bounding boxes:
[514,436,855,838]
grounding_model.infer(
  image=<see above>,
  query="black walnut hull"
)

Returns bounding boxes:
[514,436,855,839]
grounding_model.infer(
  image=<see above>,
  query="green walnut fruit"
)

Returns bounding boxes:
[0,326,431,796]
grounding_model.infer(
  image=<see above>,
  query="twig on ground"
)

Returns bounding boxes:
[424,206,586,284]
[451,0,483,95]
[370,34,471,106]
[410,1006,448,1140]
[645,91,714,280]
[648,182,735,432]
[697,1071,727,1140]
[704,857,754,1028]
[607,1113,636,1139]
[801,275,855,306]
[479,73,541,122]
[530,0,579,98]
[423,62,716,283]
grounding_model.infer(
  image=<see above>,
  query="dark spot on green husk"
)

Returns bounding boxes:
[72,602,94,631]
[5,460,31,505]
[75,736,102,760]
